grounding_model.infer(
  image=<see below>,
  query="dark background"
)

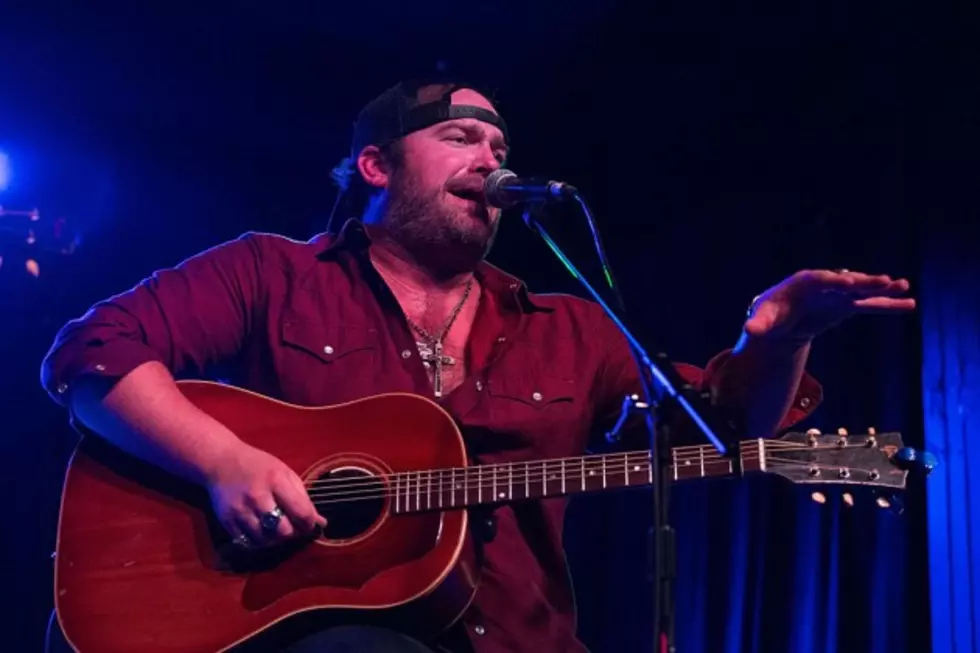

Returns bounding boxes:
[0,0,967,651]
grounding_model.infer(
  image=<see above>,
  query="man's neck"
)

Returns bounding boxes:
[369,235,483,361]
[368,236,476,299]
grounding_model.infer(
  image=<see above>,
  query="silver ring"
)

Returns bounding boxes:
[260,506,285,532]
[834,268,849,274]
[232,533,251,548]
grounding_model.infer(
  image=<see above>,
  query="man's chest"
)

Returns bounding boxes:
[402,290,480,400]
[240,297,597,463]
[395,279,477,333]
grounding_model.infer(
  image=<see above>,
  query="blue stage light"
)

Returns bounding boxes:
[0,151,10,191]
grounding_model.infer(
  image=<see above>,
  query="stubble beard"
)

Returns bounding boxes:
[379,167,500,279]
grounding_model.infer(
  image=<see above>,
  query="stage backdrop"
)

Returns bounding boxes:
[922,214,980,653]
[919,22,980,652]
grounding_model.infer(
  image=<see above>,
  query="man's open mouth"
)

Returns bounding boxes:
[450,188,485,203]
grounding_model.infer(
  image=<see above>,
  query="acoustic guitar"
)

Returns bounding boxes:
[52,380,919,652]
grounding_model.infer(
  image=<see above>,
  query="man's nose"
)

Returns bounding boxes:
[472,143,502,174]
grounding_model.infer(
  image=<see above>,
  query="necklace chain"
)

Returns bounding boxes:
[405,278,474,398]
[405,277,474,345]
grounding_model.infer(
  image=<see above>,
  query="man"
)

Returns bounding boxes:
[40,78,915,652]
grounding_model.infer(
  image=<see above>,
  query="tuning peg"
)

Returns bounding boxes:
[812,491,857,509]
[806,428,820,447]
[892,447,938,478]
[873,490,905,516]
[865,427,878,448]
[837,428,849,435]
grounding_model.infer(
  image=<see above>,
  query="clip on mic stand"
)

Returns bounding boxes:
[520,201,736,653]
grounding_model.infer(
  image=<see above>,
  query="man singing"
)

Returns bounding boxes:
[40,78,915,652]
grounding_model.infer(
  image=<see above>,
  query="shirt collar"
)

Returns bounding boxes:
[314,218,552,313]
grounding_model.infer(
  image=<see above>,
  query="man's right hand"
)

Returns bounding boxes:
[206,442,327,549]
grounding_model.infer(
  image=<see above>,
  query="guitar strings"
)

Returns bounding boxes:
[301,454,861,504]
[298,441,878,494]
[300,441,863,491]
[303,455,890,506]
[300,445,877,498]
[304,455,885,506]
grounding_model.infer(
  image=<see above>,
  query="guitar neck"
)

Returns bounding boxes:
[390,440,766,514]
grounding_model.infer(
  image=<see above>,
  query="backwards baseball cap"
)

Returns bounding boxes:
[349,76,509,158]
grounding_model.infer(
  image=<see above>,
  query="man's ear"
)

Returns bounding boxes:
[356,145,390,190]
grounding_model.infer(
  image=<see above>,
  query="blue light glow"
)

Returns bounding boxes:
[0,151,10,191]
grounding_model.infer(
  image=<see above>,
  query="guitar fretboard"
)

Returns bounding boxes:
[389,441,767,514]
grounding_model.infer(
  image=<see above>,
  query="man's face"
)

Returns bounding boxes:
[376,88,510,264]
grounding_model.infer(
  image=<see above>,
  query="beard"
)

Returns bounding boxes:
[376,166,500,277]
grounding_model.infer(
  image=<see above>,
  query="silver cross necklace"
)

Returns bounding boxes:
[405,278,474,398]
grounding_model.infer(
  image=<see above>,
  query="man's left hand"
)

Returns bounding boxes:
[744,269,916,343]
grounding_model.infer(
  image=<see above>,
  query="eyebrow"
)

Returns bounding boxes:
[438,121,509,154]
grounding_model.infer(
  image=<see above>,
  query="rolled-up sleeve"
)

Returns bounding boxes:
[592,310,822,449]
[698,348,822,430]
[40,232,267,410]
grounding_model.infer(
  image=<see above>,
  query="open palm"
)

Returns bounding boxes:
[744,269,916,342]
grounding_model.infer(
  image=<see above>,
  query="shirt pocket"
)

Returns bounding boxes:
[281,319,378,363]
[485,374,577,409]
[474,339,596,456]
[278,319,380,404]
[479,369,587,456]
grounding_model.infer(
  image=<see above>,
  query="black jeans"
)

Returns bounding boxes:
[47,612,447,653]
[46,614,438,653]
[280,626,439,653]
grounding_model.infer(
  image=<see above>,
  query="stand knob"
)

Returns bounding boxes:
[605,394,652,444]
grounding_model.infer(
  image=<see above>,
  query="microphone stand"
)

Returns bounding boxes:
[520,202,737,653]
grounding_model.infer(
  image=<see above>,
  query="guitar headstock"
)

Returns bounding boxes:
[762,428,936,511]
[0,205,79,277]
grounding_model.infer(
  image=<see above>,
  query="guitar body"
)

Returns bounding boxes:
[54,381,480,653]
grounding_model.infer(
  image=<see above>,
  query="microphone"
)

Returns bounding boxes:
[483,169,578,209]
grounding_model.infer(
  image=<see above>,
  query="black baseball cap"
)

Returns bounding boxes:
[349,77,509,158]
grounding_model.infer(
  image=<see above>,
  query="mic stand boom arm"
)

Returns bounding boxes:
[520,203,737,653]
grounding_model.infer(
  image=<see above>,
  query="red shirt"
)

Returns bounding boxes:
[40,219,821,652]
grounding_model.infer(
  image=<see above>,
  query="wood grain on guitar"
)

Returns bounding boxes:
[52,381,922,653]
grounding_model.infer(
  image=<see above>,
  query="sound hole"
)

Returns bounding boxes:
[312,467,386,540]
